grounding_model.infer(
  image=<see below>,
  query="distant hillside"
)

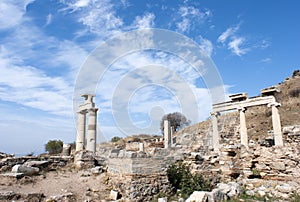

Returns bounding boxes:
[175,70,300,147]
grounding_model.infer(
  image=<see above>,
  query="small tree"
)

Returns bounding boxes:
[160,112,191,133]
[111,136,122,142]
[167,161,211,199]
[292,70,300,77]
[45,140,63,154]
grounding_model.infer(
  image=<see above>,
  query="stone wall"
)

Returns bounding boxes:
[108,173,171,202]
[104,148,176,201]
[185,142,300,199]
[0,155,73,173]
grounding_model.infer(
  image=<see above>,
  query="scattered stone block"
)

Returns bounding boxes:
[0,172,24,179]
[270,162,285,171]
[276,183,294,193]
[110,149,120,158]
[91,166,102,174]
[0,191,19,200]
[11,164,39,176]
[23,160,48,168]
[110,190,119,200]
[186,191,207,202]
[158,197,167,202]
[125,151,137,158]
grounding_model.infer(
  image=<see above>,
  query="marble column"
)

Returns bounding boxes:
[170,126,174,145]
[211,112,220,151]
[86,108,98,152]
[238,107,248,148]
[139,142,144,152]
[76,110,87,151]
[269,102,283,146]
[164,120,171,148]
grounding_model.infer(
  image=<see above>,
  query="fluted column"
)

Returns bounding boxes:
[238,107,248,148]
[268,102,283,146]
[76,110,87,151]
[86,108,98,152]
[211,112,220,151]
[164,120,171,148]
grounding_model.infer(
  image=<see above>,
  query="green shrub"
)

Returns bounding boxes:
[289,89,300,97]
[252,169,261,176]
[111,136,122,142]
[45,140,63,154]
[291,191,300,202]
[167,161,211,199]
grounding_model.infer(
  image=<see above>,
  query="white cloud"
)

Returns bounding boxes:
[0,54,73,116]
[61,0,123,37]
[131,13,155,29]
[0,1,26,30]
[44,14,52,26]
[259,39,271,49]
[198,37,214,57]
[176,6,211,33]
[60,0,92,11]
[217,24,240,44]
[228,37,249,56]
[261,57,272,63]
[217,23,253,56]
[92,50,223,138]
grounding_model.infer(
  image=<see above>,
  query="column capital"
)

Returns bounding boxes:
[210,111,220,117]
[77,109,88,114]
[88,108,99,113]
[237,106,247,112]
[267,102,281,108]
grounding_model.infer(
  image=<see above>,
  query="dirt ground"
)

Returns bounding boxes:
[0,167,111,201]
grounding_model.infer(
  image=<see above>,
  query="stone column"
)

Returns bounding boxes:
[86,108,98,152]
[238,107,248,148]
[211,112,219,151]
[269,102,283,146]
[170,126,174,145]
[76,110,86,151]
[62,144,71,156]
[164,120,171,148]
[139,142,144,152]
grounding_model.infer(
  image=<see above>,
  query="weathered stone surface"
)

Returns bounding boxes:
[276,183,294,193]
[61,143,71,156]
[109,190,119,200]
[186,191,207,202]
[23,160,48,168]
[11,164,39,175]
[1,172,24,179]
[270,161,286,171]
[0,191,20,200]
[90,166,103,174]
[158,197,167,202]
[47,192,74,201]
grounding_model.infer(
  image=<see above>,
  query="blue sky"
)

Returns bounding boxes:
[0,0,299,155]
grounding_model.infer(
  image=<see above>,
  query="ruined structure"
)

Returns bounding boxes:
[163,120,171,148]
[76,94,98,153]
[211,86,283,151]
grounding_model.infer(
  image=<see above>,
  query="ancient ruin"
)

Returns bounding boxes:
[75,94,98,153]
[211,86,283,151]
[1,72,299,201]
